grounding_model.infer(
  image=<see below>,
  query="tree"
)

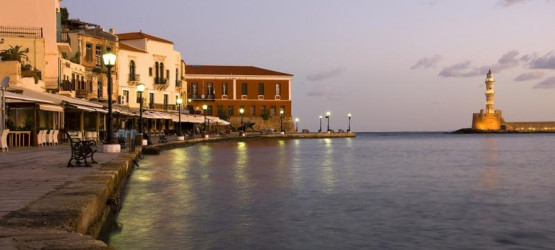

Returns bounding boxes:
[0,45,29,62]
[60,8,69,25]
[260,110,271,122]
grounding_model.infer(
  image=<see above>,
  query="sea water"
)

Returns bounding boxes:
[105,133,555,249]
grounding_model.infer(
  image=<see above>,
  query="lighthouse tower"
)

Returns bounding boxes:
[471,70,504,130]
[485,70,495,114]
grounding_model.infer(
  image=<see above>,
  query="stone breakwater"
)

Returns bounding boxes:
[0,132,354,249]
[0,148,142,249]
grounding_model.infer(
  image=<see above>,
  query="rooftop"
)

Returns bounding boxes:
[119,43,147,53]
[117,31,174,44]
[185,65,293,76]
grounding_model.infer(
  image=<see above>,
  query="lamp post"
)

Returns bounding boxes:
[280,110,284,133]
[325,111,330,132]
[239,107,244,133]
[295,117,299,132]
[102,52,119,152]
[348,113,352,132]
[176,98,184,140]
[319,115,322,133]
[188,98,192,114]
[202,104,208,135]
[137,83,145,145]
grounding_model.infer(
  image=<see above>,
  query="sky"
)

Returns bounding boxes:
[61,0,555,132]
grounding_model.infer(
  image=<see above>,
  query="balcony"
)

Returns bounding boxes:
[189,94,215,101]
[175,79,183,88]
[59,80,75,92]
[0,26,42,38]
[154,78,168,90]
[76,88,92,99]
[128,74,140,85]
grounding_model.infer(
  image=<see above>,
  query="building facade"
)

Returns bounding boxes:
[116,31,185,112]
[185,65,294,131]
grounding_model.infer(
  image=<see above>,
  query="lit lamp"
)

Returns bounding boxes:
[319,115,323,133]
[295,117,299,132]
[188,98,192,114]
[202,104,208,134]
[176,98,184,140]
[137,83,146,145]
[280,109,284,133]
[348,113,352,132]
[102,52,119,152]
[325,111,331,132]
[239,107,245,133]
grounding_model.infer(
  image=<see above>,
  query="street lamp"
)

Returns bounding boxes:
[177,98,183,139]
[295,117,299,132]
[102,52,118,152]
[188,98,192,114]
[348,113,352,132]
[319,115,322,133]
[239,107,244,132]
[137,83,145,134]
[280,109,284,133]
[325,111,330,132]
[202,104,208,133]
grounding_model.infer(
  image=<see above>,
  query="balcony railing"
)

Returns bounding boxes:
[76,89,92,98]
[59,80,75,91]
[154,78,167,84]
[176,79,182,88]
[0,26,42,38]
[128,74,140,84]
[59,31,70,43]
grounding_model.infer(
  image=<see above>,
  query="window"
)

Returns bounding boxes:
[106,46,112,52]
[228,105,234,116]
[175,70,179,86]
[136,91,142,103]
[166,69,169,82]
[88,80,93,92]
[149,67,153,76]
[271,105,276,117]
[160,63,165,83]
[222,83,228,95]
[85,43,92,62]
[258,83,264,95]
[123,90,129,103]
[207,82,214,96]
[97,81,103,99]
[95,45,102,66]
[71,73,76,89]
[276,83,281,95]
[208,105,213,115]
[129,61,136,81]
[250,105,255,116]
[192,82,198,96]
[164,94,169,109]
[155,62,159,83]
[241,82,247,95]
[259,105,266,116]
[149,93,155,109]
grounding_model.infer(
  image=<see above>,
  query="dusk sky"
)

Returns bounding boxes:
[62,0,555,132]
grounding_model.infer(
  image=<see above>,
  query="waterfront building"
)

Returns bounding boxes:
[62,20,119,101]
[471,70,555,132]
[0,0,63,90]
[185,65,294,131]
[116,31,185,132]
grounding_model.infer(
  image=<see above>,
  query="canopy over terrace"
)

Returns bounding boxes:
[19,88,107,138]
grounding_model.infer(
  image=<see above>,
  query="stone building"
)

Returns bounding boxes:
[184,65,294,131]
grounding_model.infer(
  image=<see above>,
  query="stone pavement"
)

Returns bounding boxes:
[0,146,119,219]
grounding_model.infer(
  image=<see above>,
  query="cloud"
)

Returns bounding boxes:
[499,0,532,6]
[306,86,348,100]
[439,50,520,77]
[533,76,555,89]
[527,52,555,69]
[411,55,442,70]
[306,67,344,81]
[514,71,545,81]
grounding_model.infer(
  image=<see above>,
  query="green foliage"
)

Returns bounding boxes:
[21,64,32,71]
[261,110,271,121]
[70,52,81,64]
[0,45,29,62]
[23,118,34,131]
[5,119,15,131]
[217,104,229,121]
[61,52,68,59]
[60,8,69,24]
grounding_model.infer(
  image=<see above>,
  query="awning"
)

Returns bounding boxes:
[5,91,54,104]
[68,104,96,112]
[207,116,230,126]
[39,104,64,112]
[94,108,108,114]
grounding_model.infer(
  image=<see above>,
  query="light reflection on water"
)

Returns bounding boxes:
[107,133,555,249]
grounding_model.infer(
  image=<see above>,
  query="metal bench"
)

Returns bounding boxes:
[64,131,98,167]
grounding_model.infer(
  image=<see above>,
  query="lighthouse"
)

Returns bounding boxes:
[485,70,495,114]
[471,70,504,130]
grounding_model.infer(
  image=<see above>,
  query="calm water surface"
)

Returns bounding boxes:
[105,133,555,249]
